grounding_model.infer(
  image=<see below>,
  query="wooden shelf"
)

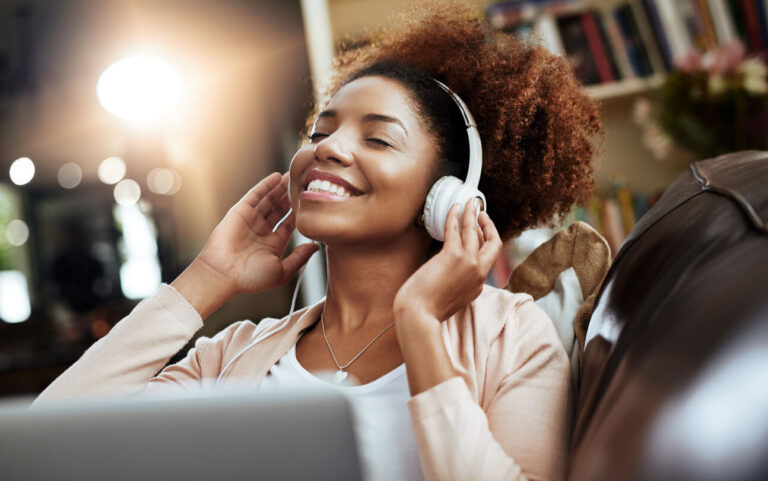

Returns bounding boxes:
[585,74,665,101]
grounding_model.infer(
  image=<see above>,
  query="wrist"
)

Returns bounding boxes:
[170,259,236,320]
[394,303,440,334]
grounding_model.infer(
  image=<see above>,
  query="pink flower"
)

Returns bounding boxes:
[701,41,746,75]
[677,47,702,73]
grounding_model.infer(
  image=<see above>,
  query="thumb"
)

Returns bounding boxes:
[280,242,320,283]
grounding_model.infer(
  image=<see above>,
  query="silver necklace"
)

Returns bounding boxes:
[320,312,395,384]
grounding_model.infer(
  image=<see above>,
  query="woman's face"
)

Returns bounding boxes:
[289,75,438,245]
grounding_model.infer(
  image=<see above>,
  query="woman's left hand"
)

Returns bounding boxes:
[394,197,503,322]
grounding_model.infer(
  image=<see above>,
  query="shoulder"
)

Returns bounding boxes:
[472,284,569,374]
[191,306,311,359]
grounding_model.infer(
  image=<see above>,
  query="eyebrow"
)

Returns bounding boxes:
[317,110,408,137]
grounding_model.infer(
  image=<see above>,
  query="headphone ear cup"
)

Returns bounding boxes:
[423,176,488,241]
[423,176,462,241]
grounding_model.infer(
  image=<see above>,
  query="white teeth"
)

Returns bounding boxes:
[306,178,352,197]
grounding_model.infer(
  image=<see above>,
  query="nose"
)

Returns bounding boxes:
[313,133,354,167]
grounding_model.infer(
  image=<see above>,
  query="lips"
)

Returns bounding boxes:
[304,170,364,196]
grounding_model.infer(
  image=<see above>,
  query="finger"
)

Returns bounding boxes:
[241,172,283,208]
[254,176,290,222]
[265,192,291,229]
[477,211,503,270]
[461,198,480,253]
[280,242,320,283]
[443,204,461,249]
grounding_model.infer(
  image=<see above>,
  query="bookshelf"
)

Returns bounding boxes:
[584,72,663,100]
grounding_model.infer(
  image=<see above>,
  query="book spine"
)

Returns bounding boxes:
[582,11,616,82]
[727,0,746,39]
[643,0,675,69]
[657,0,694,63]
[557,13,602,85]
[694,0,720,49]
[758,0,768,49]
[741,0,765,51]
[594,10,624,80]
[535,11,567,57]
[601,9,638,79]
[616,6,654,76]
[617,187,636,234]
[708,0,739,43]
[630,0,668,73]
[601,198,626,256]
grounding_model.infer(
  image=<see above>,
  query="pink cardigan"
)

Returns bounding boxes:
[35,283,573,481]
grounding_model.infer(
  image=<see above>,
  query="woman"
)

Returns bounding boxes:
[35,2,600,480]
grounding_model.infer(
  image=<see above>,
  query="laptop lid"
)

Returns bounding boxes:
[0,386,362,481]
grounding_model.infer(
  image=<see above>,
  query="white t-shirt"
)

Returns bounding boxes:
[257,340,425,481]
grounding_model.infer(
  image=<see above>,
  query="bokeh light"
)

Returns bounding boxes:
[147,167,181,195]
[0,270,31,324]
[5,219,30,247]
[97,56,182,123]
[98,157,126,185]
[114,179,141,206]
[57,162,83,189]
[9,157,35,186]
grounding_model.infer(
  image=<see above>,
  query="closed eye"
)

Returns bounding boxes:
[365,138,391,148]
[307,133,327,142]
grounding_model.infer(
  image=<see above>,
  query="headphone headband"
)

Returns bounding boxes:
[431,79,483,189]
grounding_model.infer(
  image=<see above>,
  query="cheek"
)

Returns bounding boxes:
[288,146,313,210]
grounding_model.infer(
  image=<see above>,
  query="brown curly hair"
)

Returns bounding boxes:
[309,0,601,240]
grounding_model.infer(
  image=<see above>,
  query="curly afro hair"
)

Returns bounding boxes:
[310,1,601,240]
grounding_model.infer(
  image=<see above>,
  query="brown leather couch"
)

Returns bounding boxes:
[568,151,768,481]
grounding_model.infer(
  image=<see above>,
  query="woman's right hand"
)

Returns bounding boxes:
[171,172,318,319]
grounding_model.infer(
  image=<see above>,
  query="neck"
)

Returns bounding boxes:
[321,228,430,335]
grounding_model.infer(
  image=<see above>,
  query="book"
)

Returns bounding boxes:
[694,0,720,49]
[707,0,739,44]
[594,9,623,79]
[656,0,694,64]
[582,10,616,82]
[642,0,674,69]
[557,12,602,84]
[758,0,768,49]
[615,5,654,76]
[616,187,636,234]
[677,0,712,50]
[601,197,626,255]
[629,0,668,73]
[600,8,637,79]
[741,0,765,51]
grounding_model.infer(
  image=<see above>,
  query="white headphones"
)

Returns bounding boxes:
[214,79,485,387]
[422,79,486,241]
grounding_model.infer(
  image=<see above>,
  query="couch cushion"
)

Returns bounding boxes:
[569,151,768,481]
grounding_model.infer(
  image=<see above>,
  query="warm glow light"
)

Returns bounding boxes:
[5,219,29,246]
[57,162,83,189]
[147,167,181,195]
[97,55,182,123]
[9,157,35,186]
[98,157,126,185]
[114,179,141,205]
[0,270,31,323]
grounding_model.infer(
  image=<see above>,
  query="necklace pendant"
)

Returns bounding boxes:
[334,369,348,384]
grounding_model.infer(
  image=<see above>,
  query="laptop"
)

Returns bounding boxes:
[0,386,363,481]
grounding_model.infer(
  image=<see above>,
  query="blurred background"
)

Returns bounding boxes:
[1,0,766,397]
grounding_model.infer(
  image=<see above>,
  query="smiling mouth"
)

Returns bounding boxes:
[304,179,360,198]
